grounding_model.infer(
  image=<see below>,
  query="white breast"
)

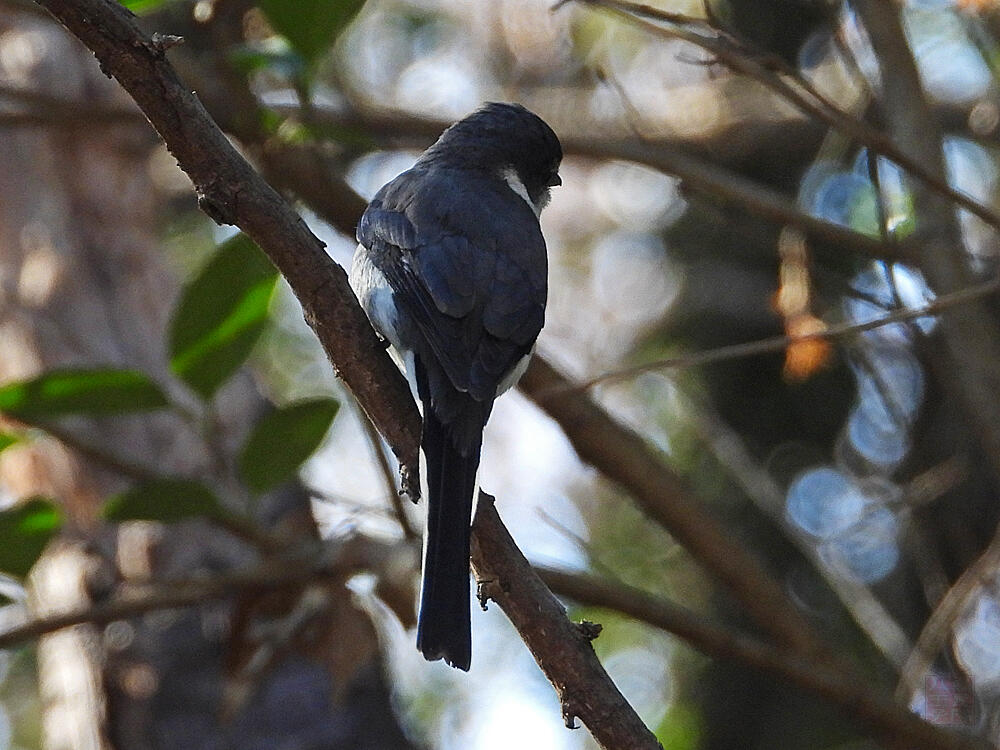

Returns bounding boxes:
[350,244,402,350]
[349,244,422,405]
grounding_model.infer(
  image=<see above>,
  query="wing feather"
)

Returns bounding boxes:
[358,166,546,444]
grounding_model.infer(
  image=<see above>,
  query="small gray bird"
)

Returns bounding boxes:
[350,103,562,670]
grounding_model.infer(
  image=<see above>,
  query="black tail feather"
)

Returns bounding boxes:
[416,401,479,670]
[413,357,481,671]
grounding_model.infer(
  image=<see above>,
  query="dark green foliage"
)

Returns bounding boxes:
[169,233,279,400]
[0,433,20,453]
[259,0,366,68]
[0,498,62,579]
[118,0,169,12]
[238,398,340,492]
[103,479,226,523]
[0,369,168,418]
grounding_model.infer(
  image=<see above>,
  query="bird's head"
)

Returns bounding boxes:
[422,102,562,216]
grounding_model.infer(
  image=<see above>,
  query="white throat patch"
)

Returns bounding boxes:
[501,167,546,218]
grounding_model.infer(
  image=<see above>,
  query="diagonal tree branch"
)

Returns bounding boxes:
[29,1,658,748]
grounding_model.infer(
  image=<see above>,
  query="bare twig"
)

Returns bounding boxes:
[0,84,143,125]
[0,535,402,650]
[350,398,417,541]
[1,551,321,649]
[543,275,1000,396]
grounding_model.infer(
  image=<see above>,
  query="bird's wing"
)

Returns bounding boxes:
[358,168,546,445]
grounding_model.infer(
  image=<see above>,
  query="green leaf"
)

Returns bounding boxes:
[118,0,168,13]
[238,398,339,492]
[229,41,307,81]
[655,702,703,750]
[0,498,62,578]
[0,432,20,453]
[0,369,168,418]
[168,234,279,400]
[259,0,366,68]
[103,479,226,523]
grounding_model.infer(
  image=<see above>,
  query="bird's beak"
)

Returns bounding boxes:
[548,174,562,187]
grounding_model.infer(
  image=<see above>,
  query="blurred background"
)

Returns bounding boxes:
[2,0,1000,748]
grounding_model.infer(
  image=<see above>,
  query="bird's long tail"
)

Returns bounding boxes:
[414,369,479,671]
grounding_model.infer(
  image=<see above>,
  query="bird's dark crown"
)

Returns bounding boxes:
[420,103,562,200]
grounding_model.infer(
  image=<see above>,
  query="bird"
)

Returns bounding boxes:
[349,103,562,670]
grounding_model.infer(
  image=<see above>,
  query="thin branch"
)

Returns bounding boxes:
[897,529,1000,704]
[1,554,316,649]
[683,396,913,669]
[0,535,394,649]
[350,398,417,541]
[0,84,143,125]
[539,567,990,750]
[543,275,1000,397]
